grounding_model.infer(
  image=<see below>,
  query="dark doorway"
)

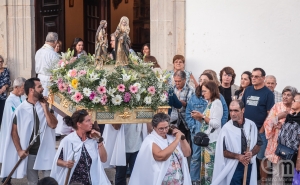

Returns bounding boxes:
[84,0,110,54]
[35,0,65,51]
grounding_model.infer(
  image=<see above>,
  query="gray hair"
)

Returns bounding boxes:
[45,32,58,43]
[265,75,277,82]
[13,77,26,88]
[230,100,245,110]
[173,70,186,80]
[151,113,170,127]
[282,86,298,97]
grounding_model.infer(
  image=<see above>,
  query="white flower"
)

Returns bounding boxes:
[136,94,141,101]
[89,71,99,81]
[100,78,107,86]
[83,87,92,97]
[107,88,116,97]
[160,94,167,102]
[122,74,131,82]
[112,95,122,105]
[144,96,152,105]
[133,83,141,89]
[131,73,138,81]
[60,62,66,68]
[92,96,101,104]
[139,88,146,93]
[157,74,166,82]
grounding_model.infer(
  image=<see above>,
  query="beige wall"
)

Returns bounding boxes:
[64,0,84,51]
[110,1,134,42]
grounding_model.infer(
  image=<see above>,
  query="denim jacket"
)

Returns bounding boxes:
[185,95,207,134]
[185,94,229,134]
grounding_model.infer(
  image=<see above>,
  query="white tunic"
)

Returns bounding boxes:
[0,93,25,163]
[128,131,192,185]
[211,119,258,185]
[0,100,56,178]
[50,132,111,185]
[102,123,147,168]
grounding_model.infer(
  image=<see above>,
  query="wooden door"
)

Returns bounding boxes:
[35,0,65,51]
[84,0,110,54]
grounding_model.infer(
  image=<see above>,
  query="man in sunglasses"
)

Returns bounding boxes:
[241,68,275,185]
[1,78,58,185]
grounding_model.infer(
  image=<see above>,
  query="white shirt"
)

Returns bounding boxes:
[124,124,143,153]
[35,44,59,76]
[205,99,223,143]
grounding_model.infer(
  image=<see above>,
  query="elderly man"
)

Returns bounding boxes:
[242,68,274,185]
[170,70,194,141]
[0,77,26,185]
[265,75,282,103]
[1,78,58,185]
[212,100,262,185]
[35,32,59,96]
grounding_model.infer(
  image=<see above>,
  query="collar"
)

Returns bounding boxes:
[42,43,55,51]
[232,118,245,128]
[26,98,37,106]
[174,84,189,91]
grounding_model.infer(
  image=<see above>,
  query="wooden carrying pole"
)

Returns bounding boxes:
[3,133,41,185]
[243,125,252,185]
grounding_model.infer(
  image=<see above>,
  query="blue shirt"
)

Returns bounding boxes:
[242,86,275,129]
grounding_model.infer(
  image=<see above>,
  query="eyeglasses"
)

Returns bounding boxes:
[293,99,300,102]
[156,125,170,132]
[174,61,184,64]
[251,75,262,79]
[77,109,87,123]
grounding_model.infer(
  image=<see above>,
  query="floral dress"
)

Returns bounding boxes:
[200,103,216,185]
[162,149,184,185]
[59,144,92,185]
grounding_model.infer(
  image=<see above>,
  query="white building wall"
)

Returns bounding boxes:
[186,0,300,92]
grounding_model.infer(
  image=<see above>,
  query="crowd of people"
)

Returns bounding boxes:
[0,30,299,185]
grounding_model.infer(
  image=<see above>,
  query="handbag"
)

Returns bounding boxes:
[275,129,297,160]
[193,128,215,147]
[293,168,300,185]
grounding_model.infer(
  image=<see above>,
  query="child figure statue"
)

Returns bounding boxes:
[95,20,108,69]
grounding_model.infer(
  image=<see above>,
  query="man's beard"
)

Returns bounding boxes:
[33,90,43,100]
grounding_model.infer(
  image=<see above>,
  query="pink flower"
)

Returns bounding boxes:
[68,69,77,78]
[117,84,125,92]
[58,83,65,92]
[57,78,63,84]
[67,86,71,94]
[100,95,108,105]
[129,85,138,94]
[97,86,107,95]
[73,92,83,103]
[78,70,87,77]
[58,59,63,66]
[63,83,69,91]
[89,91,96,100]
[147,86,156,95]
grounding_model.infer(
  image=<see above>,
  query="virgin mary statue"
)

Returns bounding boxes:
[114,16,131,66]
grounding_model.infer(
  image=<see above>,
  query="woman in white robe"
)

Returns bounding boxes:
[129,113,192,185]
[50,109,111,185]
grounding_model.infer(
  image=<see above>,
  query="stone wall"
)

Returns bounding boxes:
[150,0,186,71]
[0,0,35,82]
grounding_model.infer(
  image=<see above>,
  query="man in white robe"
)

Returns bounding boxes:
[1,77,58,185]
[0,77,26,184]
[212,100,262,185]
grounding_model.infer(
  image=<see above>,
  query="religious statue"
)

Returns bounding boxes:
[95,20,108,69]
[114,16,131,66]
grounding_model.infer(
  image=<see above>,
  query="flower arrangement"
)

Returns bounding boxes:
[48,50,170,112]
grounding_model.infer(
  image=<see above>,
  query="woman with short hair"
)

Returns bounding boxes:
[50,109,110,185]
[129,113,192,185]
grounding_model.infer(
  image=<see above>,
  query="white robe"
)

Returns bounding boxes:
[128,131,192,185]
[0,93,25,163]
[50,132,111,185]
[102,123,148,168]
[0,100,56,178]
[211,119,258,185]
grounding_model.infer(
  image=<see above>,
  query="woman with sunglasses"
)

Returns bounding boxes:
[129,113,191,185]
[50,110,111,185]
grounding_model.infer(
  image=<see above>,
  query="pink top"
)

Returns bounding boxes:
[264,102,292,163]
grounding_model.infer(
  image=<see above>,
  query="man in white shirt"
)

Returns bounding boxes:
[35,32,59,96]
[265,75,282,103]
